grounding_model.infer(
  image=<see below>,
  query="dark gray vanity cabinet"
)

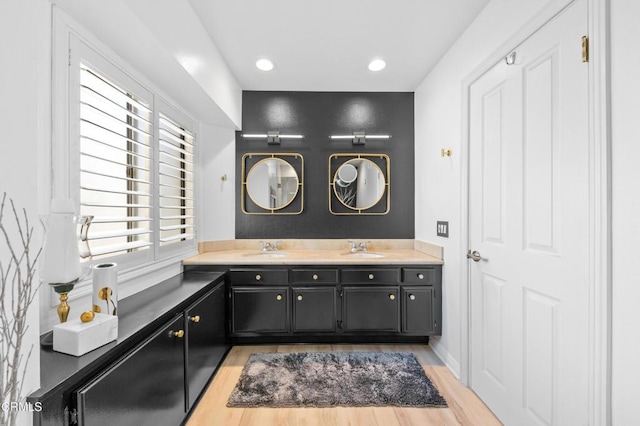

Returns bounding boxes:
[76,315,187,426]
[222,264,442,341]
[73,281,228,426]
[185,283,226,410]
[30,273,227,426]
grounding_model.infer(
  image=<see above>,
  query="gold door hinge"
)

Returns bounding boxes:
[582,36,589,62]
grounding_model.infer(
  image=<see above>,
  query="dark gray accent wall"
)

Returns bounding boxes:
[236,91,414,239]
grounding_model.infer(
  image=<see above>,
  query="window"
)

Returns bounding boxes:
[65,34,197,270]
[158,113,195,246]
[79,64,153,259]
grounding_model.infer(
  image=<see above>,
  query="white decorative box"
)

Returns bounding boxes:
[53,313,118,357]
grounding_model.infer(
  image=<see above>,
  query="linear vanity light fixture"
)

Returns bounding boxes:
[242,131,304,145]
[329,132,391,145]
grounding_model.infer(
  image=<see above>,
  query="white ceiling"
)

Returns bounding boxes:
[189,0,491,92]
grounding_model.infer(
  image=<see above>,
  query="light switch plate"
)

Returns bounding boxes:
[437,221,449,238]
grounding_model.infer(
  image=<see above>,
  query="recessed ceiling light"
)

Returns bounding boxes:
[256,58,274,71]
[368,59,386,72]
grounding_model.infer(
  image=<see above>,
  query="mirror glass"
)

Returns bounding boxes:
[246,158,299,210]
[333,158,385,210]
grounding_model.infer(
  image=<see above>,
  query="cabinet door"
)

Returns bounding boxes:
[402,286,434,334]
[231,287,289,333]
[185,283,228,410]
[342,286,399,332]
[75,316,185,426]
[292,286,336,332]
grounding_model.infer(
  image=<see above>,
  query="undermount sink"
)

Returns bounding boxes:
[342,252,385,258]
[243,251,289,258]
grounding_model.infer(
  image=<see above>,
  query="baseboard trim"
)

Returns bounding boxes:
[430,339,461,380]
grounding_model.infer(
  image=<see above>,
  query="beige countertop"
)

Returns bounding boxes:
[183,239,443,266]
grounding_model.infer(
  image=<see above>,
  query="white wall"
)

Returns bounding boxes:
[414,0,554,376]
[198,125,236,241]
[0,0,48,423]
[53,0,242,129]
[124,0,242,128]
[610,0,640,423]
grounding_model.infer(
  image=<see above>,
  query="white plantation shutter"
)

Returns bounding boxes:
[158,113,195,246]
[79,64,154,258]
[67,35,197,271]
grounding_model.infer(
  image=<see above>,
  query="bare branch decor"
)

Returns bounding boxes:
[0,193,42,426]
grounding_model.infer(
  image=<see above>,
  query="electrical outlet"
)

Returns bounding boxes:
[437,221,449,238]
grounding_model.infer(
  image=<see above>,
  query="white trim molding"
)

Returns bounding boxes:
[586,0,611,424]
[430,338,462,381]
[459,0,611,425]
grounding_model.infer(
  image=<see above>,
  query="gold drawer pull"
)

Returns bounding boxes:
[312,274,319,280]
[418,273,424,280]
[255,274,262,281]
[389,294,396,301]
[409,294,416,301]
[189,315,201,323]
[368,273,375,280]
[276,294,282,301]
[173,330,185,338]
[297,294,303,301]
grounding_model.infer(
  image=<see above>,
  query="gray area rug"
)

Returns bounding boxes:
[227,352,447,408]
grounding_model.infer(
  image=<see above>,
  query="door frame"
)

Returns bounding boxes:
[459,0,611,424]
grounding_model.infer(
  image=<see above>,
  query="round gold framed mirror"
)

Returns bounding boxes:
[332,158,385,210]
[246,157,299,210]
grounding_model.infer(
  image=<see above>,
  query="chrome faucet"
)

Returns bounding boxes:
[260,240,281,252]
[349,240,370,252]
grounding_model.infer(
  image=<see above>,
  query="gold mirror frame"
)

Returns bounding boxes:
[328,153,390,215]
[242,153,304,215]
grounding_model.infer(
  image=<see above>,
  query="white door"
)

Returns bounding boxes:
[468,1,590,425]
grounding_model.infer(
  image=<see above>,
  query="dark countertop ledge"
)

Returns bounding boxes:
[28,271,224,402]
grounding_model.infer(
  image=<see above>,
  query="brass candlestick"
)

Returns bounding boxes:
[50,280,78,323]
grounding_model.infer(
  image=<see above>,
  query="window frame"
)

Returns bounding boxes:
[53,13,198,287]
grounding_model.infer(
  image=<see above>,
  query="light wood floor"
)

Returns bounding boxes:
[187,344,501,426]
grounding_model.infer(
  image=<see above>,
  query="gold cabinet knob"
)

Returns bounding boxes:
[255,274,262,281]
[368,273,375,280]
[389,294,396,301]
[276,294,282,301]
[173,330,185,338]
[418,273,424,280]
[312,274,319,280]
[190,315,201,323]
[297,294,303,301]
[409,294,416,301]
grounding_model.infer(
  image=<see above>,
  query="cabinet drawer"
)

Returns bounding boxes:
[341,268,399,284]
[402,267,439,285]
[291,268,339,284]
[228,268,288,285]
